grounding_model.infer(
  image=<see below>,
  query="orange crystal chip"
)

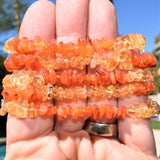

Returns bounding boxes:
[37,103,48,116]
[3,37,20,54]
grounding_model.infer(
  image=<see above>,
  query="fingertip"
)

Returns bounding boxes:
[19,0,56,41]
[88,0,118,39]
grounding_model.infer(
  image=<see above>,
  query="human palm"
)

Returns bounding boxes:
[5,0,157,160]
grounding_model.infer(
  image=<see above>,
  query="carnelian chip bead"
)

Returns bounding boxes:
[30,57,41,71]
[131,49,141,66]
[79,106,86,118]
[60,70,70,85]
[91,37,114,54]
[3,37,20,54]
[99,37,115,50]
[84,105,92,120]
[90,74,98,85]
[57,105,67,120]
[57,42,75,56]
[11,53,25,67]
[115,69,126,84]
[47,106,58,116]
[71,107,80,119]
[110,71,117,84]
[4,57,20,72]
[65,105,72,116]
[121,107,127,119]
[105,104,113,119]
[78,71,86,84]
[91,105,99,120]
[48,69,57,85]
[99,104,107,119]
[37,103,48,116]
[115,107,122,118]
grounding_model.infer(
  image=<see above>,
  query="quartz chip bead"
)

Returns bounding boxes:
[1,99,30,118]
[126,99,160,118]
[146,98,160,118]
[114,34,147,53]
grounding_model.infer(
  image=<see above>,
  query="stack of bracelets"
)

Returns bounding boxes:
[0,33,160,121]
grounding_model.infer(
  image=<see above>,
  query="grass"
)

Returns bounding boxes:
[151,120,160,129]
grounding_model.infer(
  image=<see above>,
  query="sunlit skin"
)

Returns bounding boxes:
[5,0,158,159]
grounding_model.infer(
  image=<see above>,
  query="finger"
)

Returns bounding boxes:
[19,0,55,41]
[88,0,117,39]
[118,95,157,155]
[56,0,89,43]
[55,0,89,133]
[55,1,93,158]
[7,0,56,144]
[87,1,118,158]
[87,0,118,123]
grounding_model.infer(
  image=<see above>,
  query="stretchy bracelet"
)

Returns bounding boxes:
[4,50,157,72]
[2,81,156,102]
[2,67,153,88]
[0,98,159,119]
[3,33,145,56]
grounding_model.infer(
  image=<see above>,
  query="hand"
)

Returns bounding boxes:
[5,0,158,160]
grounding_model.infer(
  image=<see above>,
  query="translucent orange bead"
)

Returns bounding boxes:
[60,70,70,85]
[115,107,122,118]
[57,105,67,120]
[105,104,114,119]
[121,107,127,119]
[128,33,147,52]
[114,34,146,53]
[47,106,58,116]
[37,103,48,116]
[71,107,80,119]
[91,105,99,119]
[115,69,126,84]
[1,99,30,118]
[99,104,107,119]
[126,99,160,118]
[3,37,20,54]
[28,103,37,118]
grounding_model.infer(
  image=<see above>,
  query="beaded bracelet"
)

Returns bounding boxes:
[4,49,157,72]
[2,81,156,102]
[2,67,154,89]
[3,33,145,56]
[0,98,159,120]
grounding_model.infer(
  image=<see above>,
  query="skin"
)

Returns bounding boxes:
[5,0,158,159]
